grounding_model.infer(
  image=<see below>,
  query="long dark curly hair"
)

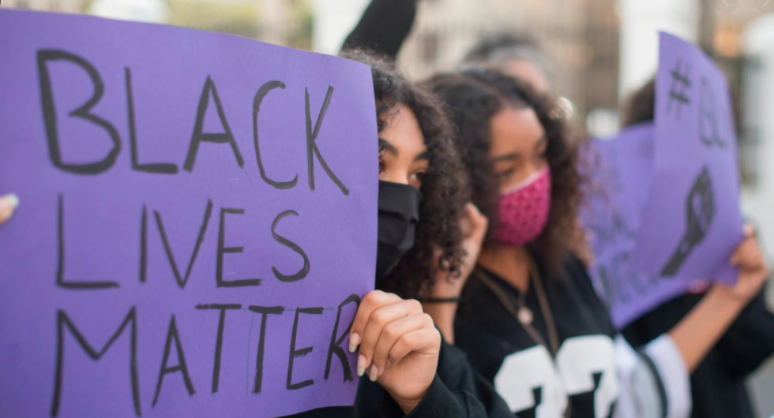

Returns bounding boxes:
[424,68,580,274]
[341,49,468,299]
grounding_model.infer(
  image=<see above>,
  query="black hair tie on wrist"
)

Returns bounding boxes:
[420,297,462,304]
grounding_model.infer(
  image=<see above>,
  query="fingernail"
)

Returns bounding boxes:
[357,355,366,377]
[0,194,19,210]
[369,366,379,382]
[349,333,360,351]
[386,359,392,369]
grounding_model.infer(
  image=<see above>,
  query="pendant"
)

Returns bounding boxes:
[517,307,533,325]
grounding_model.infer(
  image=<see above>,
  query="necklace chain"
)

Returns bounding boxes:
[474,257,570,417]
[475,257,560,357]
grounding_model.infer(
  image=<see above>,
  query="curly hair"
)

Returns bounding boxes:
[341,49,469,299]
[424,68,580,274]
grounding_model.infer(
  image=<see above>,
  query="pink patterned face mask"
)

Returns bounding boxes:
[495,167,552,247]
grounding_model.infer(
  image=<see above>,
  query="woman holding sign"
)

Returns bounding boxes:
[266,52,510,418]
[0,50,511,418]
[620,79,774,418]
[426,68,769,418]
[335,50,511,418]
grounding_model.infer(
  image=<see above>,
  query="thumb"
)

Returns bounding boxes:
[729,225,755,266]
[465,203,488,239]
[730,242,745,267]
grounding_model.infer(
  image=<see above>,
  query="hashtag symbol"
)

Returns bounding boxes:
[667,60,692,120]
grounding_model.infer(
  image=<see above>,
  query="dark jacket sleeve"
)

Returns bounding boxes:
[435,339,516,417]
[355,339,517,418]
[356,375,483,418]
[624,288,774,378]
[341,0,419,59]
[715,289,774,376]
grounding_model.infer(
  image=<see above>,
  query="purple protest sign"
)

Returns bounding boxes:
[0,9,377,418]
[582,124,706,328]
[629,32,743,284]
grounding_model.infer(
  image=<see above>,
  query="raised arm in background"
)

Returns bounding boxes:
[341,0,419,59]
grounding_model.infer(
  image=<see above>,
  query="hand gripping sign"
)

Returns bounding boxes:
[0,10,377,418]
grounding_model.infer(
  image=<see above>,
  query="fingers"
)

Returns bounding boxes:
[0,194,19,225]
[731,224,760,266]
[369,312,435,380]
[730,234,763,270]
[349,290,401,352]
[386,326,441,369]
[356,298,423,378]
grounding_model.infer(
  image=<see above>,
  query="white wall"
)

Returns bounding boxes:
[742,14,774,286]
[1,0,85,12]
[741,15,774,418]
[89,0,168,23]
[617,0,700,98]
[311,0,369,54]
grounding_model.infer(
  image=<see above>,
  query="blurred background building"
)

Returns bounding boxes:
[2,0,773,414]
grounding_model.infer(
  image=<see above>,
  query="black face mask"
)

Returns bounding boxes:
[376,181,422,279]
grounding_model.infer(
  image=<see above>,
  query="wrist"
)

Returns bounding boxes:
[707,283,748,309]
[421,297,461,304]
[422,303,456,343]
[388,389,427,415]
[428,282,463,299]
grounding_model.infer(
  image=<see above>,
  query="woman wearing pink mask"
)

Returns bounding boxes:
[425,68,769,418]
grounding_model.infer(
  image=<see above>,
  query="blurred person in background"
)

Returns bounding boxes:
[620,79,774,418]
[426,67,769,418]
[460,32,553,94]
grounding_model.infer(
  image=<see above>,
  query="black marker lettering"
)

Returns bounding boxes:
[271,210,309,283]
[56,194,119,289]
[325,294,359,381]
[140,205,148,283]
[253,81,297,189]
[287,307,323,390]
[152,315,195,407]
[50,308,140,417]
[217,207,262,287]
[37,49,121,175]
[154,199,214,289]
[196,304,242,393]
[126,67,178,174]
[248,306,285,394]
[184,76,244,172]
[305,87,349,195]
